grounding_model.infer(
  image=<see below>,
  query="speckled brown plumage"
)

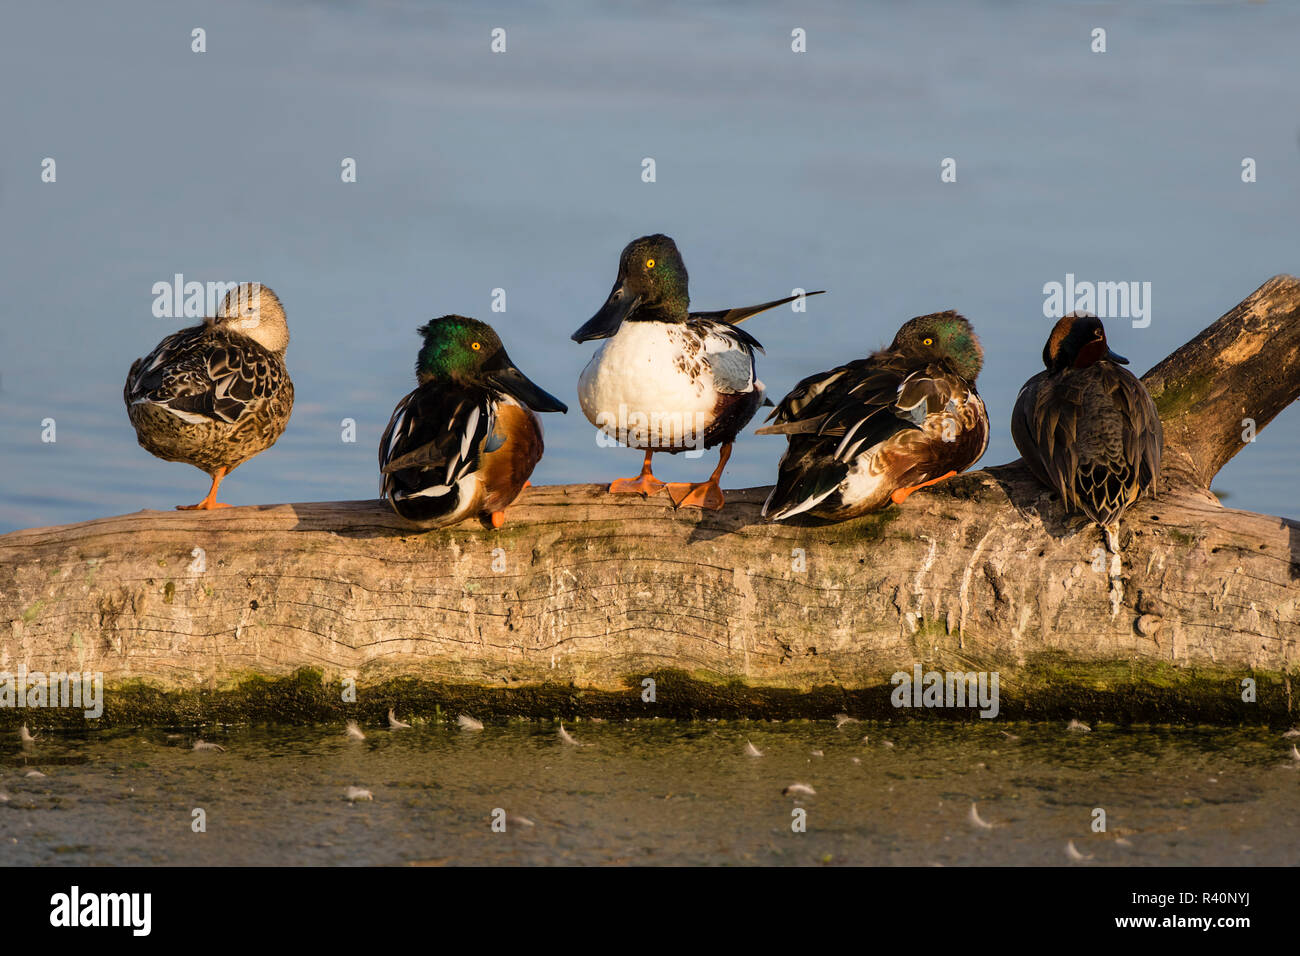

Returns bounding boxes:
[123,284,293,508]
[760,311,989,521]
[1012,314,1162,540]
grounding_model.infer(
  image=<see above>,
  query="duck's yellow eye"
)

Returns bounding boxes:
[646,259,655,269]
[922,337,933,346]
[471,341,481,351]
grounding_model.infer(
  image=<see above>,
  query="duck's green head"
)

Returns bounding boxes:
[1043,312,1128,374]
[890,311,984,381]
[415,315,567,413]
[571,234,690,342]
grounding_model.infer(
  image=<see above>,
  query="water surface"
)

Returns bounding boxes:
[1,0,1298,531]
[4,721,1298,866]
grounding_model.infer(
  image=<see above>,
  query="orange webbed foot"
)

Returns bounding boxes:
[668,443,732,510]
[178,469,230,511]
[609,451,666,497]
[667,481,725,511]
[890,470,958,506]
[490,510,506,529]
[609,474,667,497]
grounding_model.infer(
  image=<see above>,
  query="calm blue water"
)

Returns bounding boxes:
[1,0,1297,531]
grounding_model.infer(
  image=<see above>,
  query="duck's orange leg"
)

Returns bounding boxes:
[667,443,731,511]
[490,479,537,528]
[177,467,232,511]
[609,449,667,497]
[889,470,958,506]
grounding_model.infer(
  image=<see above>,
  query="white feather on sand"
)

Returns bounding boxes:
[968,803,995,830]
[558,723,582,746]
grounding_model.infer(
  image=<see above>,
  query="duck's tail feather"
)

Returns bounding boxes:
[762,439,847,521]
[693,290,826,326]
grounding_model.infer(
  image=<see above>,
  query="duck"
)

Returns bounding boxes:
[379,316,567,529]
[1011,312,1162,552]
[758,311,988,521]
[572,233,823,510]
[124,283,293,510]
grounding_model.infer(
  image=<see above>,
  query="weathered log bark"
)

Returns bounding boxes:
[1144,275,1300,493]
[1,277,1298,726]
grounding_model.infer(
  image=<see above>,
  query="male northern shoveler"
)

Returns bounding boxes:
[572,233,823,510]
[379,316,567,529]
[1011,312,1162,552]
[124,283,294,510]
[758,311,988,521]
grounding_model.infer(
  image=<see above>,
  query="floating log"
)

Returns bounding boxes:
[2,277,1298,726]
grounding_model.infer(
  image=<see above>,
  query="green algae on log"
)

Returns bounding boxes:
[1,277,1298,726]
[0,663,1295,729]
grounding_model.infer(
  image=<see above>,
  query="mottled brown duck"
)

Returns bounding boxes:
[1011,312,1163,551]
[124,283,293,509]
[758,311,989,521]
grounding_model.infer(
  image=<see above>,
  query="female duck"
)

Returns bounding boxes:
[380,316,567,529]
[124,283,293,510]
[572,233,822,510]
[759,311,988,521]
[1011,313,1162,551]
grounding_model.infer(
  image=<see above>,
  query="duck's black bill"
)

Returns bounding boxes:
[1106,348,1130,365]
[491,364,568,414]
[571,286,641,342]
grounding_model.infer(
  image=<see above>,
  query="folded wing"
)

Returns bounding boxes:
[126,326,283,425]
[379,383,496,504]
